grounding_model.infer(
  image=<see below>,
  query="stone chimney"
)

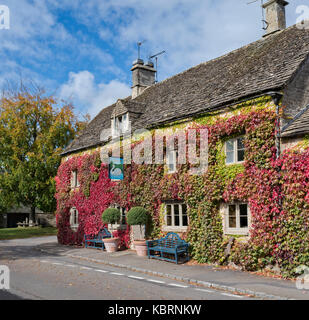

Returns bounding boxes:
[131,59,156,99]
[262,0,289,37]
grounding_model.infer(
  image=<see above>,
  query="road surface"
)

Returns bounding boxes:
[0,237,255,300]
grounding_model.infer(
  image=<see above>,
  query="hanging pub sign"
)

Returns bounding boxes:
[109,157,124,180]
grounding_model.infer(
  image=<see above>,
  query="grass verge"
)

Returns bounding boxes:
[0,227,57,240]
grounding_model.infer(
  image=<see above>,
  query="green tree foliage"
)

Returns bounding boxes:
[102,208,121,224]
[127,207,148,226]
[0,87,88,221]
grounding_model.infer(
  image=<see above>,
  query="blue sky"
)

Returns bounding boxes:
[0,0,307,118]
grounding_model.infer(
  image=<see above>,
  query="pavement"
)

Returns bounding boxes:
[1,236,309,300]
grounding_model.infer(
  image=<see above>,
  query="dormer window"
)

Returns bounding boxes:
[112,113,129,137]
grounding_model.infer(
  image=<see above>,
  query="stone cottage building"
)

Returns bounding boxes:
[57,1,309,276]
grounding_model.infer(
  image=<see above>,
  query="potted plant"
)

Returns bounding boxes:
[127,207,148,256]
[101,208,121,252]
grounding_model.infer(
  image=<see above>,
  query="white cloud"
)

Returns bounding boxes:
[59,71,131,118]
[59,0,306,79]
[1,0,306,115]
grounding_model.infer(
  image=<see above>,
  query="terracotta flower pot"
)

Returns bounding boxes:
[103,237,119,253]
[134,240,148,257]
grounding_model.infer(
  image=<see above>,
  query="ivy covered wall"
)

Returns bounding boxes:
[55,96,309,278]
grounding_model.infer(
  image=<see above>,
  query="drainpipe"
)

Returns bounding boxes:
[270,92,283,159]
[270,92,283,212]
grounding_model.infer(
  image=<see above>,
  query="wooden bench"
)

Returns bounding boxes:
[84,228,112,250]
[147,232,190,264]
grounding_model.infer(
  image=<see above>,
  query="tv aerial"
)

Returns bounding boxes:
[149,50,166,83]
[137,40,147,60]
[247,0,269,30]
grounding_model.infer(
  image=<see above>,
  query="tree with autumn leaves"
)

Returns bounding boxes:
[0,86,88,223]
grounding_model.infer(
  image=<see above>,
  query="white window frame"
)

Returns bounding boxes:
[112,113,130,137]
[221,203,250,236]
[225,137,245,165]
[110,204,127,228]
[70,207,79,231]
[71,170,80,188]
[163,202,188,232]
[166,150,177,174]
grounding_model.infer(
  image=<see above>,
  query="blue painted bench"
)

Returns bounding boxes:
[84,228,112,250]
[147,232,189,264]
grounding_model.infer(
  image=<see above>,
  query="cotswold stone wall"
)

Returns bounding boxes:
[56,96,309,278]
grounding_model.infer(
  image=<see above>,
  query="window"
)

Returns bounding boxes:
[224,203,250,235]
[225,137,245,164]
[70,207,79,230]
[164,203,188,231]
[110,205,126,225]
[71,170,80,188]
[112,113,129,137]
[166,150,177,174]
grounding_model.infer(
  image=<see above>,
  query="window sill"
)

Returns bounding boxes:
[224,228,249,236]
[225,161,244,166]
[162,226,188,233]
[108,224,127,230]
[70,225,79,232]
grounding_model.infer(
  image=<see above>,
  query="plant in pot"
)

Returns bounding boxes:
[127,207,148,257]
[101,208,121,253]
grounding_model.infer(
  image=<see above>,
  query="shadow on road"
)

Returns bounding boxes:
[0,237,84,261]
[0,290,26,300]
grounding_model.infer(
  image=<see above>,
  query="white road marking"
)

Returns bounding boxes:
[80,266,92,270]
[128,275,144,280]
[195,288,214,293]
[146,279,165,284]
[111,272,124,276]
[95,269,108,273]
[52,262,63,266]
[168,283,189,288]
[40,260,49,263]
[63,264,76,268]
[221,293,244,299]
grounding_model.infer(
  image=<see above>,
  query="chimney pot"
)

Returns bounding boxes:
[262,0,288,37]
[145,61,154,68]
[133,59,144,66]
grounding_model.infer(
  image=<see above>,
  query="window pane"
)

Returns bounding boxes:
[226,151,234,164]
[121,208,126,224]
[226,140,234,152]
[122,114,127,131]
[237,138,245,162]
[237,149,245,162]
[240,216,248,228]
[73,209,78,225]
[167,151,176,172]
[237,138,245,150]
[166,205,172,226]
[182,205,188,226]
[239,204,248,228]
[174,205,180,226]
[228,205,236,228]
